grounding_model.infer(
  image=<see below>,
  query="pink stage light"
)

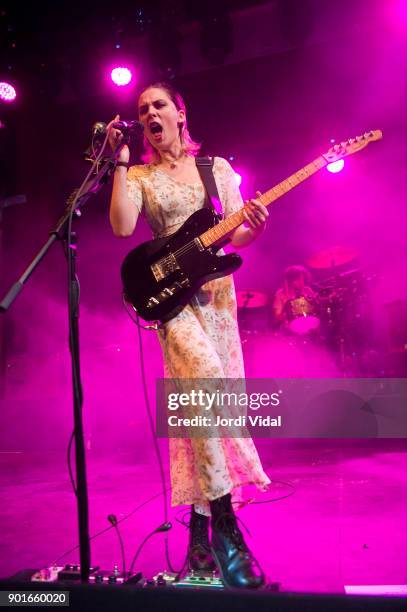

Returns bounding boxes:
[111,67,132,87]
[388,0,407,27]
[234,172,242,186]
[0,82,17,102]
[327,159,345,174]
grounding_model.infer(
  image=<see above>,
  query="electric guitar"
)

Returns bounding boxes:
[121,130,382,323]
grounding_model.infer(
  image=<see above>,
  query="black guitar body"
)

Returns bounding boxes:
[121,208,242,322]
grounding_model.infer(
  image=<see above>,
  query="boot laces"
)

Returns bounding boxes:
[213,512,252,551]
[188,511,210,548]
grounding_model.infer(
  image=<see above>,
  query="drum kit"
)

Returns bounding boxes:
[237,246,373,371]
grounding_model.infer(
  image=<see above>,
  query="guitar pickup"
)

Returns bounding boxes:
[146,278,190,309]
[194,237,204,251]
[151,253,180,281]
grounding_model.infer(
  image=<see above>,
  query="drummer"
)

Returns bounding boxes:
[272,265,317,326]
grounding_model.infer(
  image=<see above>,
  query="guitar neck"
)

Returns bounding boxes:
[200,155,327,248]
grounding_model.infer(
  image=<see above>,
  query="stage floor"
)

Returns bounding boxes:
[1,439,407,593]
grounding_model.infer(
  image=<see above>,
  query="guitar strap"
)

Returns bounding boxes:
[195,156,224,219]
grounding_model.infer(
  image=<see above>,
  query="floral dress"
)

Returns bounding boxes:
[126,156,271,515]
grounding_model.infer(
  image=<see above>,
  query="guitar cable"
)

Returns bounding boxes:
[122,296,161,331]
[123,299,187,576]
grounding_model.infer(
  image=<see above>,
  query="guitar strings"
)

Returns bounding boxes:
[172,222,233,259]
[158,210,244,264]
[159,224,224,263]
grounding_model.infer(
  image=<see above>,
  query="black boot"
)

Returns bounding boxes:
[187,506,217,572]
[210,494,265,589]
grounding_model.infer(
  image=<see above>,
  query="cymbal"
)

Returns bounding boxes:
[237,290,269,308]
[307,245,358,269]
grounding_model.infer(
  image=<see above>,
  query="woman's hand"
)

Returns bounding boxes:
[242,191,268,236]
[230,191,269,248]
[107,114,130,163]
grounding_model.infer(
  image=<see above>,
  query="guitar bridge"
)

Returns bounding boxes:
[151,253,180,281]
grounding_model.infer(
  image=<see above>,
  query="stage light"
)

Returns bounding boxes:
[0,82,17,103]
[111,67,132,87]
[327,159,344,173]
[234,172,242,186]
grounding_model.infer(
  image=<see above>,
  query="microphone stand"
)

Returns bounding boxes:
[0,134,132,581]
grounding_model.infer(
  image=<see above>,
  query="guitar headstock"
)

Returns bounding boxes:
[322,130,383,163]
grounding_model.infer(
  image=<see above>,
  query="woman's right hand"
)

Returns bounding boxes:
[107,114,130,163]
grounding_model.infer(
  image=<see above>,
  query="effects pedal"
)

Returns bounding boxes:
[31,564,100,582]
[31,564,143,585]
[89,565,143,585]
[174,569,224,589]
[145,569,224,589]
[31,566,65,583]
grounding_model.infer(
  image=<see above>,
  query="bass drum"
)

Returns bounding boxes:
[284,296,320,335]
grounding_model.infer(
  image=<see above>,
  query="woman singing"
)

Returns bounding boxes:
[108,82,270,588]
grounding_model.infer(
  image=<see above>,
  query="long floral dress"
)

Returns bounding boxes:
[126,156,271,515]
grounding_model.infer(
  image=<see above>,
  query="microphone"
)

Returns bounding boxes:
[92,121,107,135]
[92,120,143,138]
[111,120,143,132]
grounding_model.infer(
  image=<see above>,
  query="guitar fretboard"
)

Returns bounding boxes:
[200,155,327,247]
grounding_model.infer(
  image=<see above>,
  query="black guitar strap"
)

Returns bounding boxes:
[195,156,224,219]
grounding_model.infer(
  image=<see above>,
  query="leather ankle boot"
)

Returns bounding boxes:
[187,507,216,572]
[210,496,265,589]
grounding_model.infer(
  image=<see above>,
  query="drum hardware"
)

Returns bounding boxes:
[237,291,269,309]
[306,245,359,270]
[315,267,376,374]
[237,290,270,335]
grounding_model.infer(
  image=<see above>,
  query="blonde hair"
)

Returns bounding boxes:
[138,82,201,164]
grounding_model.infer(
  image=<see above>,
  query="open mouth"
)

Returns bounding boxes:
[149,121,163,135]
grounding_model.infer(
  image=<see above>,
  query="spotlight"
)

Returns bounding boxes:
[111,67,132,87]
[327,159,345,173]
[234,172,242,186]
[0,82,17,103]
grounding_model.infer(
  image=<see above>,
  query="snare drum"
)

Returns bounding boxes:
[284,296,320,334]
